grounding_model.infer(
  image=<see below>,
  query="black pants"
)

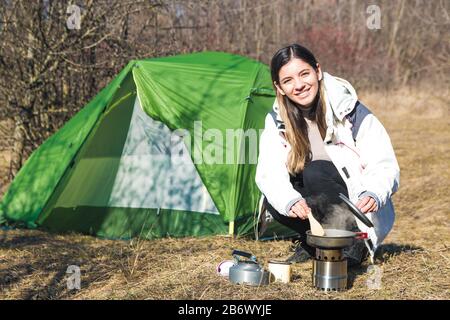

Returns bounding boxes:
[263,160,351,256]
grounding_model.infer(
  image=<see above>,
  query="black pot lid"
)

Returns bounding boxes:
[338,193,374,228]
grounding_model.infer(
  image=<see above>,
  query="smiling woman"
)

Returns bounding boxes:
[277,58,321,107]
[255,44,400,266]
[270,45,328,174]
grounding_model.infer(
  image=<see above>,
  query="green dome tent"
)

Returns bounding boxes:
[0,51,295,240]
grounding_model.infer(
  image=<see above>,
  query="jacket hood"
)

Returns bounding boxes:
[272,72,358,122]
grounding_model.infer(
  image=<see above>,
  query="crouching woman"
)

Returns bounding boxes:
[255,44,400,265]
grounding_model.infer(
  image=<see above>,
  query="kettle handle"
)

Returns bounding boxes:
[231,250,257,262]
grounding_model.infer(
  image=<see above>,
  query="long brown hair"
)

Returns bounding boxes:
[271,44,327,174]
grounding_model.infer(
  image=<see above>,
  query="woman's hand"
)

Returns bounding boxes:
[356,196,378,213]
[288,199,311,220]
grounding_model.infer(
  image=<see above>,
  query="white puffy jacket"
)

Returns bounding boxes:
[255,72,400,255]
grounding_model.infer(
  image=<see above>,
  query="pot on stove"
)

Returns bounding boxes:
[305,194,374,291]
[306,228,368,249]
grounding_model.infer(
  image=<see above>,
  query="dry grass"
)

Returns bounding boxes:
[0,87,449,300]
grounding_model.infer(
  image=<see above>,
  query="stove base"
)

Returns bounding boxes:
[312,259,348,291]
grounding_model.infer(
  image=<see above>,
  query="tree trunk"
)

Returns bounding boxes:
[9,114,26,180]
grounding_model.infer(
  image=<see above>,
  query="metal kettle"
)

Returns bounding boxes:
[228,250,270,286]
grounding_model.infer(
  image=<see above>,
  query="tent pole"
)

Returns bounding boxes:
[228,221,234,237]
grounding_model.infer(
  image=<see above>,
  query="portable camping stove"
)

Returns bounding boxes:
[312,247,348,291]
[306,193,375,292]
[306,229,367,292]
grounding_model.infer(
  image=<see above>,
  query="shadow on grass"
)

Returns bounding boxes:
[0,230,129,299]
[375,243,424,263]
[347,242,424,289]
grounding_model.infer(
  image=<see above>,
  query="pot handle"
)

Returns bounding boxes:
[232,250,257,262]
[355,232,368,240]
[338,193,375,228]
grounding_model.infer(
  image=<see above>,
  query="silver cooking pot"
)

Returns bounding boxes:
[306,228,367,249]
[306,193,374,249]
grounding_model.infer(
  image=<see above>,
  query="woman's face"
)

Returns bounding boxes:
[275,58,322,108]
